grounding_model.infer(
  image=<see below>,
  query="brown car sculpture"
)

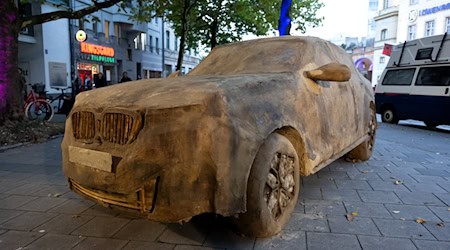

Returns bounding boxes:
[62,36,377,237]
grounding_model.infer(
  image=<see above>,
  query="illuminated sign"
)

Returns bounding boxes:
[76,30,87,42]
[80,54,115,63]
[80,42,115,57]
[419,3,450,16]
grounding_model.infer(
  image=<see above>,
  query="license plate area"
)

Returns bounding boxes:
[69,146,113,172]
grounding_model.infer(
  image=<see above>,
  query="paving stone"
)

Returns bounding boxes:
[203,226,255,249]
[17,197,68,212]
[0,193,9,200]
[335,179,372,190]
[427,206,450,222]
[0,211,57,231]
[174,246,223,250]
[299,187,322,200]
[377,172,417,182]
[0,230,44,250]
[424,222,450,241]
[373,218,435,240]
[24,233,84,250]
[413,240,450,250]
[346,169,383,181]
[304,200,346,216]
[357,235,416,250]
[73,237,128,250]
[158,223,206,246]
[434,193,450,206]
[321,188,362,201]
[34,214,93,235]
[343,201,392,218]
[367,180,410,192]
[384,204,442,222]
[0,208,23,224]
[123,241,175,250]
[30,184,70,197]
[436,180,450,192]
[395,191,446,206]
[114,219,167,241]
[285,213,329,232]
[71,217,129,238]
[414,168,450,177]
[306,232,361,250]
[358,190,402,204]
[49,199,94,214]
[0,195,37,209]
[254,231,306,250]
[317,171,351,180]
[80,204,120,217]
[404,183,448,193]
[0,229,6,235]
[410,175,447,184]
[302,177,337,189]
[328,216,380,236]
[4,183,46,195]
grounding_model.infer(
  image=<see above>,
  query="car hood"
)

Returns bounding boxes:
[73,73,289,110]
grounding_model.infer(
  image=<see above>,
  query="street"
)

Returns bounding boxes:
[0,121,450,250]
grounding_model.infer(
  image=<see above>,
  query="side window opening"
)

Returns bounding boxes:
[381,69,415,86]
[415,66,450,86]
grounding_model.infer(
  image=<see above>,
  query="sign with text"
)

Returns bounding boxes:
[80,42,115,64]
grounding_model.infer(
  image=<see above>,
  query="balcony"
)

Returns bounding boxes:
[374,6,399,21]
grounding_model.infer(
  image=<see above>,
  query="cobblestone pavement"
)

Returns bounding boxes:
[0,122,450,250]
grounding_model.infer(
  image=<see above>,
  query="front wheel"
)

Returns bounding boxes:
[25,100,54,121]
[381,108,398,124]
[235,133,300,237]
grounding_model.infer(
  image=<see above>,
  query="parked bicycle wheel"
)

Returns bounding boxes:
[25,100,54,121]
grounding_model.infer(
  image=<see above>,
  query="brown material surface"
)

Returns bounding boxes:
[61,36,375,223]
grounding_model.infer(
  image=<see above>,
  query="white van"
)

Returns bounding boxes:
[375,33,450,127]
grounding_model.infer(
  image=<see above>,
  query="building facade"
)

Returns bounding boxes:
[371,0,450,85]
[18,0,202,96]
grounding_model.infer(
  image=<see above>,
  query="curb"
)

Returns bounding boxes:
[0,134,64,153]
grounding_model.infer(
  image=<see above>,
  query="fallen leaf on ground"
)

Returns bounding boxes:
[392,211,400,214]
[447,208,450,211]
[351,211,358,216]
[415,218,426,224]
[437,223,445,227]
[400,218,406,221]
[72,215,80,218]
[38,230,45,233]
[53,193,61,197]
[346,214,354,221]
[394,180,403,185]
[361,170,369,174]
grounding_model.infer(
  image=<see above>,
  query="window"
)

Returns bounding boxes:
[382,69,416,86]
[155,18,158,24]
[133,34,139,49]
[104,20,110,41]
[156,37,159,54]
[93,20,98,36]
[149,35,153,52]
[174,37,178,51]
[166,31,170,49]
[127,49,132,61]
[19,2,34,36]
[114,23,120,44]
[425,20,435,37]
[383,0,391,9]
[416,66,450,86]
[446,17,450,33]
[381,29,387,40]
[380,57,385,63]
[409,0,418,5]
[408,25,416,40]
[140,33,146,51]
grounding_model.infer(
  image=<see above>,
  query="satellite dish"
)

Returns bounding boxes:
[76,30,87,42]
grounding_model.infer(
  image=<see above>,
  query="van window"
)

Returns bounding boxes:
[415,66,450,86]
[382,69,415,85]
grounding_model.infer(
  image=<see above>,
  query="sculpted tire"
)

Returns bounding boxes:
[381,108,398,124]
[347,109,377,161]
[236,133,300,237]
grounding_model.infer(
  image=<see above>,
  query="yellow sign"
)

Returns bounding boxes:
[76,30,87,42]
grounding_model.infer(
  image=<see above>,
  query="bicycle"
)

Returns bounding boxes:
[46,86,73,115]
[23,83,54,121]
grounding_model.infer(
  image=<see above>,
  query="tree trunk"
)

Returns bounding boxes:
[176,0,189,72]
[0,0,21,121]
[210,18,218,49]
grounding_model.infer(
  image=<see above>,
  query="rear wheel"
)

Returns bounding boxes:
[347,109,377,161]
[381,107,398,124]
[25,100,54,121]
[235,133,300,237]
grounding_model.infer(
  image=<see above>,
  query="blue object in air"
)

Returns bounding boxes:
[279,0,292,36]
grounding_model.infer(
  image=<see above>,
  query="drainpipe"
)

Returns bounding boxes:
[68,0,75,98]
[161,16,165,77]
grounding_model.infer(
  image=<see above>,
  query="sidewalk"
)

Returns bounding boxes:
[0,124,449,249]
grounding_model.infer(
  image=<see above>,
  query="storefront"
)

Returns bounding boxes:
[77,42,115,89]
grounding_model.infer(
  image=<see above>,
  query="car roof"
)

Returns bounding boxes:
[189,36,349,76]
